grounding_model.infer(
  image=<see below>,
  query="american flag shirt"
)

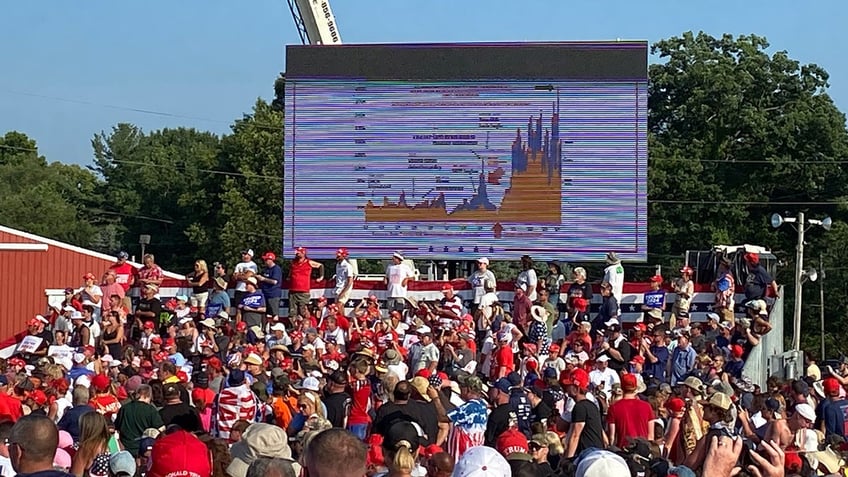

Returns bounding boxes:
[446,398,488,461]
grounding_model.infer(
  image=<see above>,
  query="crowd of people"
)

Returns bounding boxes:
[4,246,845,477]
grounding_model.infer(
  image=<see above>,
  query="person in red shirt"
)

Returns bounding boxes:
[512,287,532,330]
[89,374,121,421]
[109,251,137,310]
[492,331,515,380]
[606,373,655,448]
[0,375,23,422]
[346,359,372,441]
[288,246,323,320]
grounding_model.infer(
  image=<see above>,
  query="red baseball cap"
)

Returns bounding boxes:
[151,336,163,345]
[143,321,155,330]
[30,390,48,406]
[91,374,111,392]
[621,373,638,392]
[176,370,189,383]
[680,266,694,275]
[148,430,211,477]
[295,246,307,255]
[207,357,222,371]
[548,343,560,354]
[744,252,760,264]
[731,344,744,358]
[572,297,588,311]
[336,247,349,258]
[824,377,841,396]
[441,284,454,292]
[415,369,432,378]
[82,272,96,280]
[666,397,686,414]
[261,252,276,261]
[495,428,529,457]
[571,368,590,389]
[630,355,645,365]
[650,275,663,283]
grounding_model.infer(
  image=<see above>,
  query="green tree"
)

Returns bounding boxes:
[649,32,848,255]
[0,131,106,247]
[647,32,848,351]
[92,124,222,270]
[216,98,284,265]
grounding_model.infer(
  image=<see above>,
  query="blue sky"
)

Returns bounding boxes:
[1,0,844,166]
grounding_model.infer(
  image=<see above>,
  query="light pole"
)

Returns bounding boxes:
[820,253,826,360]
[771,213,831,352]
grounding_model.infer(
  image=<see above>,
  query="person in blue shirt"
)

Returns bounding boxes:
[238,277,266,329]
[205,277,231,319]
[818,377,848,439]
[641,275,666,323]
[670,333,696,386]
[643,329,670,383]
[57,386,94,443]
[67,353,94,382]
[257,252,283,321]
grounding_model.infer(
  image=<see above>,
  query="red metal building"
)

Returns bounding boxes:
[0,225,183,348]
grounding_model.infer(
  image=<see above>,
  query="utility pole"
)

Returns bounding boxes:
[820,252,826,360]
[793,211,804,352]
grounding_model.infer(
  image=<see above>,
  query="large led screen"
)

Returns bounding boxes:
[284,42,648,260]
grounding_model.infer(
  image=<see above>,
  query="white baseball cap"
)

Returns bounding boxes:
[576,450,630,477]
[596,355,610,363]
[477,257,490,265]
[452,445,510,477]
[795,403,816,422]
[270,323,286,332]
[604,318,620,327]
[300,376,320,392]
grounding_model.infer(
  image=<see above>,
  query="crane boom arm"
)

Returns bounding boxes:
[287,0,342,45]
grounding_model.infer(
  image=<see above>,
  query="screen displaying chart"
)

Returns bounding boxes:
[284,42,648,261]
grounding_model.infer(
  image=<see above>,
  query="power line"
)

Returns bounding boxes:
[0,89,284,132]
[108,159,282,181]
[650,157,848,164]
[649,200,845,205]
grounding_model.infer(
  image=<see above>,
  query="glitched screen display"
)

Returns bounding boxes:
[284,42,648,261]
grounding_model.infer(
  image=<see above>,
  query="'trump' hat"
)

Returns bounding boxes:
[148,430,211,477]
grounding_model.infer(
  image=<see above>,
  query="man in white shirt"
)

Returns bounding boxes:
[516,255,539,302]
[233,249,259,305]
[413,332,440,375]
[384,252,414,313]
[603,252,625,307]
[334,248,354,309]
[588,355,619,400]
[467,257,496,312]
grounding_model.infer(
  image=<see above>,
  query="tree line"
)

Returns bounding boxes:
[2,32,848,354]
